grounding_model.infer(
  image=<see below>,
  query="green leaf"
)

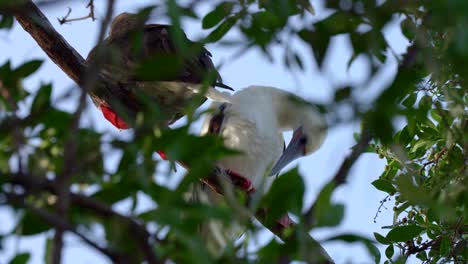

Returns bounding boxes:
[44,236,53,264]
[206,16,237,43]
[202,2,234,29]
[0,15,14,29]
[8,252,30,264]
[324,233,372,243]
[374,232,390,244]
[416,251,428,261]
[315,11,363,35]
[385,244,394,259]
[324,234,380,263]
[439,235,450,256]
[298,29,330,67]
[313,182,344,227]
[365,242,381,264]
[16,211,51,236]
[14,60,43,78]
[261,168,305,224]
[385,225,424,242]
[371,179,396,194]
[334,87,352,102]
[31,83,52,113]
[402,93,417,108]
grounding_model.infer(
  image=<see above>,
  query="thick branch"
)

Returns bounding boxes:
[13,1,86,84]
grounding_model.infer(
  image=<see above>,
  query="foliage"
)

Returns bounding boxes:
[0,0,467,263]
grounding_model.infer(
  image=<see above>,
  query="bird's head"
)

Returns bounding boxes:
[109,12,146,37]
[270,102,327,175]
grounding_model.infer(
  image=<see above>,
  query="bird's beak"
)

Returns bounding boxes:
[269,127,306,176]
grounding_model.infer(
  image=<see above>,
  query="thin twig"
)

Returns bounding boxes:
[57,0,95,24]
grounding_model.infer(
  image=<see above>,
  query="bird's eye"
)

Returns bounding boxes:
[299,136,308,145]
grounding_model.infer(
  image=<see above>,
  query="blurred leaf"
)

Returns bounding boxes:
[440,235,450,256]
[154,126,238,166]
[16,211,51,236]
[334,86,352,102]
[178,6,198,19]
[298,29,330,67]
[44,236,53,264]
[314,182,344,227]
[402,93,417,108]
[416,251,428,261]
[293,53,304,70]
[315,11,363,35]
[386,225,424,242]
[135,54,183,81]
[324,234,380,263]
[395,175,431,206]
[262,168,305,225]
[37,108,73,132]
[202,2,235,29]
[0,15,13,29]
[14,60,43,78]
[297,0,315,15]
[206,16,237,43]
[31,83,52,113]
[258,0,303,18]
[8,252,30,264]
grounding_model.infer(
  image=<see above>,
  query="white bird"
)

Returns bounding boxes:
[194,85,327,254]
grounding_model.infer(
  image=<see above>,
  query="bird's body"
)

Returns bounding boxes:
[201,87,285,189]
[86,12,231,128]
[202,86,326,189]
[195,86,327,253]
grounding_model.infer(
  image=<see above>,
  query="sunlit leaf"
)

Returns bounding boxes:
[386,225,424,242]
[371,179,396,194]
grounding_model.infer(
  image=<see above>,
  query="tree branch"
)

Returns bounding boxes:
[12,1,86,84]
[58,0,96,24]
[3,191,131,263]
[9,172,163,264]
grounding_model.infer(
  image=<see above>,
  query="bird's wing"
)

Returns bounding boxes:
[143,25,232,90]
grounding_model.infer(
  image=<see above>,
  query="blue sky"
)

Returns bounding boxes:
[0,1,412,263]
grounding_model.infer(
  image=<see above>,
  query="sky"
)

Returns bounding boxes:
[0,0,412,263]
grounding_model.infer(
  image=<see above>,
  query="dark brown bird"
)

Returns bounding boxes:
[86,12,232,129]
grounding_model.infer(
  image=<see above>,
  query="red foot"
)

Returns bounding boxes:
[225,169,256,193]
[277,214,294,228]
[100,104,129,129]
[156,150,167,160]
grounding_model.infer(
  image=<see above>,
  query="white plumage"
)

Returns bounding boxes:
[194,85,327,254]
[201,85,326,190]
